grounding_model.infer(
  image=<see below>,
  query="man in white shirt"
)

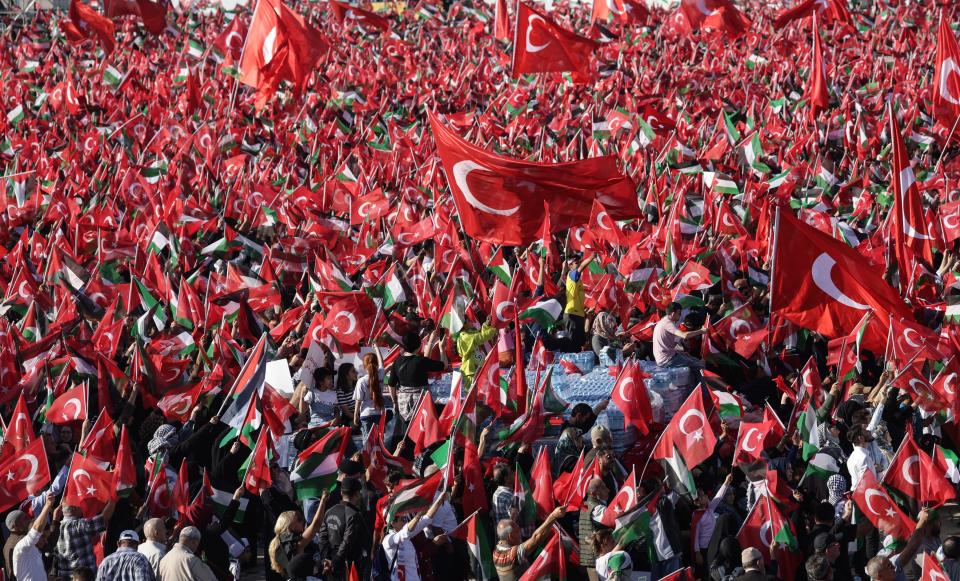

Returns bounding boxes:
[381,492,449,581]
[846,425,889,489]
[137,517,168,577]
[652,303,707,369]
[13,492,56,581]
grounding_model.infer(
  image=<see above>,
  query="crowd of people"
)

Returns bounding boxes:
[1,0,960,579]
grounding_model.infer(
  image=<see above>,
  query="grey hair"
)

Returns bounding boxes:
[144,518,165,541]
[865,556,890,579]
[180,526,202,543]
[496,519,517,541]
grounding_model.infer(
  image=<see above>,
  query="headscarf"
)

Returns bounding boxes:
[827,474,848,506]
[593,311,618,341]
[148,424,179,457]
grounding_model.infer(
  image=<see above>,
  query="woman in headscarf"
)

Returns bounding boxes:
[591,311,620,363]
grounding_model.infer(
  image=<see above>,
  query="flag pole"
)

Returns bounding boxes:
[766,206,781,335]
[935,114,960,174]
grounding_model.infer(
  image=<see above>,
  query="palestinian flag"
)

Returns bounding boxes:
[802,452,840,482]
[935,445,960,484]
[613,490,658,545]
[451,510,496,581]
[291,427,350,500]
[795,399,820,461]
[711,389,743,421]
[381,264,406,309]
[386,470,443,522]
[217,333,269,431]
[538,368,569,414]
[518,299,563,328]
[439,286,467,335]
[210,486,250,523]
[488,248,512,285]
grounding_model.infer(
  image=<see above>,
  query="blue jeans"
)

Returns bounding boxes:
[360,415,381,445]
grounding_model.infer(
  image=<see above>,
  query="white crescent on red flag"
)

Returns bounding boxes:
[934,14,960,129]
[511,2,599,81]
[429,112,639,246]
[771,210,914,351]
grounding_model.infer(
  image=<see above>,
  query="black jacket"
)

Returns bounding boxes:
[318,501,370,570]
[734,570,781,581]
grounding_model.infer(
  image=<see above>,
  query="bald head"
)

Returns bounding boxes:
[144,518,166,542]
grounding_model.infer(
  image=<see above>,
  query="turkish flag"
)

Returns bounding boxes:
[883,433,953,506]
[772,211,913,350]
[677,0,750,38]
[530,448,555,519]
[404,391,441,455]
[940,199,960,242]
[597,468,638,527]
[853,470,915,540]
[213,16,247,62]
[64,0,116,56]
[45,384,88,425]
[6,393,36,454]
[244,430,273,494]
[592,0,627,24]
[103,0,167,35]
[113,426,137,494]
[511,2,598,81]
[610,360,652,435]
[732,421,769,465]
[934,14,960,129]
[429,112,638,246]
[890,106,935,275]
[652,385,717,470]
[238,0,328,103]
[0,437,51,513]
[330,0,391,31]
[321,293,376,349]
[804,15,830,120]
[64,452,116,517]
[461,439,488,516]
[922,552,951,581]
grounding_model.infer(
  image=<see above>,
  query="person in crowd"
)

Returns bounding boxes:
[157,527,218,581]
[387,331,446,438]
[493,506,567,581]
[652,302,709,370]
[319,477,370,581]
[299,367,340,426]
[353,351,386,444]
[137,518,167,578]
[455,315,497,385]
[591,529,631,581]
[336,362,359,422]
[268,494,328,578]
[12,493,56,581]
[94,530,155,581]
[4,510,28,581]
[54,500,116,578]
[381,492,450,581]
[736,547,779,581]
[578,477,610,580]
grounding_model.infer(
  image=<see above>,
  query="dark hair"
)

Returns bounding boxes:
[944,537,960,559]
[806,554,831,581]
[571,403,593,417]
[402,331,422,353]
[717,537,741,567]
[493,463,512,487]
[666,302,683,314]
[846,425,868,444]
[71,567,95,581]
[336,363,355,393]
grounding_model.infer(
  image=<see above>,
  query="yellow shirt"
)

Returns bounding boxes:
[565,273,585,317]
[456,324,498,379]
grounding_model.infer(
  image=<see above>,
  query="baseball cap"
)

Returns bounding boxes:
[5,510,25,531]
[119,530,141,543]
[742,547,763,567]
